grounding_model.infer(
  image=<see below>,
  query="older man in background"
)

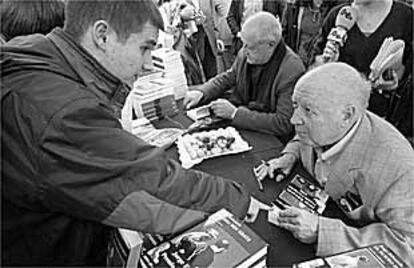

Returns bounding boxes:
[267,63,414,266]
[184,11,305,139]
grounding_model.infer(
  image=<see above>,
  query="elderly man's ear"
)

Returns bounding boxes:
[341,105,357,128]
[269,40,277,47]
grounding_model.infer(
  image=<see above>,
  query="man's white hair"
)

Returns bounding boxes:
[296,62,371,112]
[241,11,282,44]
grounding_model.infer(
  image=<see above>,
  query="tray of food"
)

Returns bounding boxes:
[176,127,252,169]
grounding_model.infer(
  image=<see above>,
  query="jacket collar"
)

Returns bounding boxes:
[318,116,362,161]
[323,112,372,199]
[46,28,131,116]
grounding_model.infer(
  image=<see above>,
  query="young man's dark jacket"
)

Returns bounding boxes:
[0,28,250,266]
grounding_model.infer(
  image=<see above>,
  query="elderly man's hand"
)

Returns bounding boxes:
[267,153,296,182]
[184,90,203,110]
[245,197,272,223]
[278,207,318,244]
[210,98,237,119]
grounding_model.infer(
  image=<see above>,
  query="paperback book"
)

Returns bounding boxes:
[109,209,268,268]
[139,209,268,268]
[274,174,329,215]
[293,244,408,268]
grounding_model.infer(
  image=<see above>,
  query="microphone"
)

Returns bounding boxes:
[323,6,358,62]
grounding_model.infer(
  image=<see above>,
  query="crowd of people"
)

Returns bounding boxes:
[1,0,413,266]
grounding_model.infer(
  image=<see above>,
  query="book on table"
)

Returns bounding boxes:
[108,209,268,268]
[293,244,408,268]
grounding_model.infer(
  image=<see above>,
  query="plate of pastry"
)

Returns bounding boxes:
[176,127,252,169]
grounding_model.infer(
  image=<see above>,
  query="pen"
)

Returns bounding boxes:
[257,178,264,191]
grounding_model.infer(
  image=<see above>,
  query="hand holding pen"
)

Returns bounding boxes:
[253,160,270,191]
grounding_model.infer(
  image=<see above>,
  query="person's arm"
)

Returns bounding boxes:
[40,97,250,234]
[273,0,286,19]
[231,54,305,137]
[226,0,241,36]
[317,169,414,267]
[280,135,301,160]
[309,6,338,65]
[231,82,294,137]
[197,54,239,104]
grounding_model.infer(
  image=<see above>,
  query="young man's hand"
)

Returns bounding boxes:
[245,197,272,223]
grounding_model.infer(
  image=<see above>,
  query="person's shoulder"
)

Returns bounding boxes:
[365,112,414,167]
[392,0,413,16]
[353,113,414,190]
[326,3,347,18]
[280,47,306,75]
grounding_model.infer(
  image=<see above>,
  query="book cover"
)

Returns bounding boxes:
[139,209,268,268]
[293,244,408,268]
[107,228,144,268]
[274,174,329,215]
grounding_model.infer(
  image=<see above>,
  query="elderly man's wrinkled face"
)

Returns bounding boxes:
[290,85,346,148]
[240,32,275,65]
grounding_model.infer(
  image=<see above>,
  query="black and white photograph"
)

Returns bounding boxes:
[1,0,413,267]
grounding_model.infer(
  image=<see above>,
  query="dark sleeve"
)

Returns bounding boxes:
[402,4,413,77]
[231,54,305,137]
[274,0,286,19]
[197,54,240,104]
[226,0,241,35]
[39,97,250,234]
[309,5,339,64]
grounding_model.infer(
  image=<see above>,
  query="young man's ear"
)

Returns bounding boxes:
[92,20,110,50]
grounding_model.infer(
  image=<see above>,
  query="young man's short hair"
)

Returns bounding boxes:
[64,0,164,43]
[0,0,65,42]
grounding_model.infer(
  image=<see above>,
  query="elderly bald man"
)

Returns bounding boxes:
[267,62,414,265]
[184,11,305,139]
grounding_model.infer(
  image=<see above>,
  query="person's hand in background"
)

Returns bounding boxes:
[371,69,399,91]
[184,90,204,109]
[210,99,237,119]
[314,40,340,65]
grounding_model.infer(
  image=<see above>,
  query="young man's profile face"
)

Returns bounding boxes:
[104,22,158,86]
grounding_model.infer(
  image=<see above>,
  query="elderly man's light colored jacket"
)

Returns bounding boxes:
[283,111,414,266]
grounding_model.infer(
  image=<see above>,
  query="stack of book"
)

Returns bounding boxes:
[108,209,268,268]
[152,48,188,100]
[131,75,179,122]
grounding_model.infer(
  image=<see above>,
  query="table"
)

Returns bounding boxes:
[153,105,347,267]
